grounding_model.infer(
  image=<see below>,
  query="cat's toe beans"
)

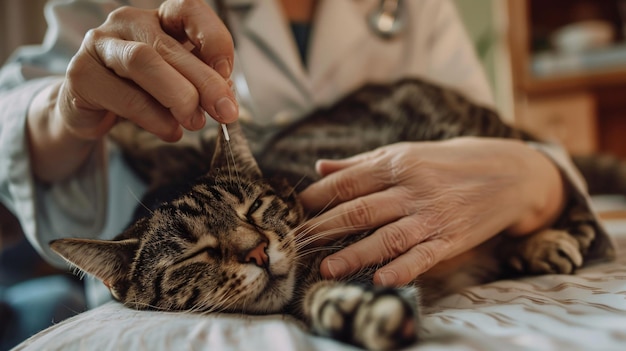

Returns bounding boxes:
[542,241,582,274]
[513,229,585,275]
[319,303,345,335]
[355,293,417,351]
[557,243,583,268]
[312,285,372,337]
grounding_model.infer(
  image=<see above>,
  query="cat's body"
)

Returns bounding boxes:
[50,78,612,351]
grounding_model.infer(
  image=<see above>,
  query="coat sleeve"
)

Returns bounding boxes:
[0,0,146,267]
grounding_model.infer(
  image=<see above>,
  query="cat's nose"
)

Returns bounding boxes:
[245,242,269,268]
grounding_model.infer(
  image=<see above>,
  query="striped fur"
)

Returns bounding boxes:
[49,78,615,350]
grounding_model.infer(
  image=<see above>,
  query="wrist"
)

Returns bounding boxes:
[27,80,100,183]
[506,143,567,236]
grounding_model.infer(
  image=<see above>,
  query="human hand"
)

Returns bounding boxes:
[57,0,237,142]
[298,138,565,286]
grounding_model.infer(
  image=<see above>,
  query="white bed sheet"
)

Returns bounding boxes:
[13,219,626,351]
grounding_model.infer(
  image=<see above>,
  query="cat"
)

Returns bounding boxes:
[49,78,613,351]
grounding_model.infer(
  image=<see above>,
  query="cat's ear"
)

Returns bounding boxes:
[50,237,138,288]
[210,121,262,178]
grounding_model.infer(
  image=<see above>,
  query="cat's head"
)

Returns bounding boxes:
[50,122,305,314]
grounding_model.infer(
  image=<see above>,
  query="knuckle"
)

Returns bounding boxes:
[65,55,89,82]
[381,226,410,257]
[121,91,152,115]
[119,42,154,70]
[151,34,179,59]
[195,75,221,96]
[83,28,103,44]
[344,198,373,228]
[332,174,360,202]
[415,246,437,270]
[106,6,136,23]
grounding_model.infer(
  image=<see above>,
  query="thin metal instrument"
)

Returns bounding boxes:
[221,123,231,142]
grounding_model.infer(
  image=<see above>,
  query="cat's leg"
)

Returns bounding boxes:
[302,280,419,351]
[503,202,597,275]
[505,229,583,274]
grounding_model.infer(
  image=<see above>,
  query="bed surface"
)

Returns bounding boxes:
[13,197,626,351]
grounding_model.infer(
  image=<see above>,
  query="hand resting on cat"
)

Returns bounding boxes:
[299,137,566,286]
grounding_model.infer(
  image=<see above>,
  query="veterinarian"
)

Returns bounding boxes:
[0,0,613,336]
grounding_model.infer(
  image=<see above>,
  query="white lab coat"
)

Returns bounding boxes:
[0,0,613,283]
[225,0,494,122]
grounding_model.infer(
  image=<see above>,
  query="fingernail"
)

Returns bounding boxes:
[215,97,238,122]
[191,108,206,130]
[378,270,398,286]
[213,58,232,79]
[326,258,348,278]
[314,160,324,175]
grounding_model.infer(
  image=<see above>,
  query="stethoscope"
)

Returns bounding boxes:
[215,0,406,41]
[214,0,405,120]
[369,0,405,39]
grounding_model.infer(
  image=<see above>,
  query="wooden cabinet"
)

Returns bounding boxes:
[516,92,598,154]
[508,0,626,157]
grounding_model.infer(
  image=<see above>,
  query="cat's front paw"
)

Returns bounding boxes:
[308,283,418,351]
[507,229,583,275]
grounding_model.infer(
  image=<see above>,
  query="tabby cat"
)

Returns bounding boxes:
[49,78,611,351]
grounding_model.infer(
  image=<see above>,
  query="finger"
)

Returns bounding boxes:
[315,147,392,177]
[94,36,206,130]
[158,0,234,78]
[159,0,239,123]
[300,155,393,214]
[101,6,237,125]
[315,158,360,177]
[319,215,428,279]
[66,51,183,141]
[374,239,449,286]
[301,187,408,246]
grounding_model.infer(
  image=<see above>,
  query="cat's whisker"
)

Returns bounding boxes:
[294,227,365,251]
[126,184,153,215]
[129,301,170,311]
[208,287,246,313]
[295,245,344,258]
[291,210,372,249]
[311,193,340,219]
[287,175,308,197]
[291,204,369,240]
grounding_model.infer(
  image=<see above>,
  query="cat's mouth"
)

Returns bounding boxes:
[250,270,295,312]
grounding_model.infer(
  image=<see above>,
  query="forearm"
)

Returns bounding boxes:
[26,79,100,183]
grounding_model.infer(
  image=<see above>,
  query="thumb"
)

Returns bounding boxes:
[315,159,352,177]
[316,147,387,176]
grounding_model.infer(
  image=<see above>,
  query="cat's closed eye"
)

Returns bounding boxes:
[178,246,220,263]
[204,246,221,258]
[247,198,263,221]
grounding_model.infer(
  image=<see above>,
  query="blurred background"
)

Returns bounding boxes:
[2,0,626,348]
[4,0,626,158]
[0,0,48,65]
